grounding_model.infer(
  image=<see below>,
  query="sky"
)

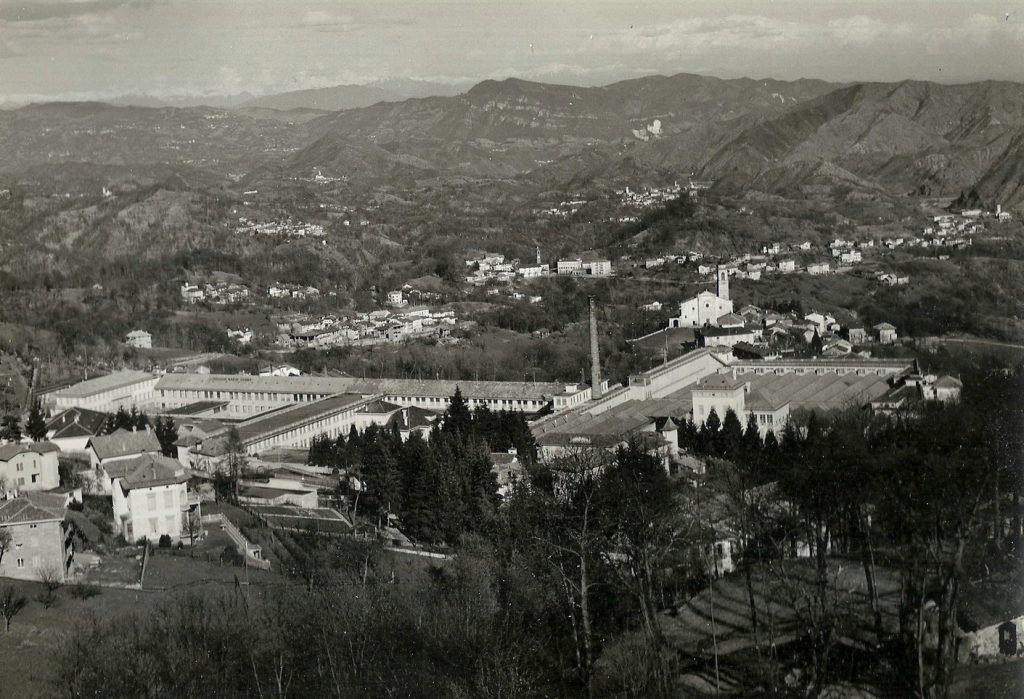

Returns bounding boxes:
[1,0,1022,105]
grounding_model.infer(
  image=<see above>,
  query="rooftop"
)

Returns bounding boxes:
[87,428,161,460]
[106,453,188,490]
[155,372,586,402]
[738,371,893,413]
[46,407,108,438]
[52,370,157,399]
[0,496,65,525]
[235,393,370,445]
[0,441,60,462]
[164,400,230,416]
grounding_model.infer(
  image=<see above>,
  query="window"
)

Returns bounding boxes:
[29,524,37,529]
[31,474,39,484]
[148,517,158,534]
[16,478,24,486]
[163,491,174,508]
[16,558,24,569]
[15,464,22,472]
[147,493,156,509]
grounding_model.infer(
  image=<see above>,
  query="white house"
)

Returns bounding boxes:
[556,259,583,275]
[45,408,108,455]
[86,429,163,493]
[874,322,898,345]
[108,453,196,542]
[518,264,549,278]
[125,330,152,349]
[0,442,60,493]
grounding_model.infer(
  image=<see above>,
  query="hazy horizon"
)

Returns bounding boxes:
[1,0,1022,107]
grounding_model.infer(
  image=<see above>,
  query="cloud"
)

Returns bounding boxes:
[297,10,358,33]
[0,0,157,23]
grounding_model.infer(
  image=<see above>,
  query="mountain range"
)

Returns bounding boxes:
[2,73,1023,207]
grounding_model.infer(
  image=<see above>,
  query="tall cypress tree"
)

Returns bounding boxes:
[721,409,744,459]
[26,400,48,442]
[444,387,473,437]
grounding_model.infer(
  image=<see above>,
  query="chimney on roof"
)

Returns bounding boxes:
[589,296,603,401]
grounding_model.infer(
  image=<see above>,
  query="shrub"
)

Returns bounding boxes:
[158,534,172,549]
[69,583,101,600]
[136,536,149,547]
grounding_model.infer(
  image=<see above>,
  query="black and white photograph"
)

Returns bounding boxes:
[0,1,1022,696]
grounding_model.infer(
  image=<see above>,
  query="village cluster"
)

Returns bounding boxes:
[463,250,613,286]
[275,304,460,349]
[233,216,325,238]
[634,265,900,360]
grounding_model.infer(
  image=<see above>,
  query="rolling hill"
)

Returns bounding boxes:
[2,73,1023,208]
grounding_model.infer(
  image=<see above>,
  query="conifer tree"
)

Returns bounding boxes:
[721,408,744,458]
[154,416,179,457]
[444,387,473,437]
[26,400,47,442]
[742,412,762,457]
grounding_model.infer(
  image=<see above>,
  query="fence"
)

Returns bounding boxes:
[201,513,271,570]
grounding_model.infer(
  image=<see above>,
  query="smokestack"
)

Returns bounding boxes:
[589,296,603,400]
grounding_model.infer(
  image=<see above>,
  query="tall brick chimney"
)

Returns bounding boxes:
[589,296,603,400]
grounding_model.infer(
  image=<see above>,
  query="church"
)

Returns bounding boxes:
[669,266,734,328]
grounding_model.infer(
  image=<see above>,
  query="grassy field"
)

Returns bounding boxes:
[0,580,170,698]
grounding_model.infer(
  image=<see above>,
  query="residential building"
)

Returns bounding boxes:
[0,494,73,582]
[845,326,868,345]
[557,259,583,275]
[698,326,762,348]
[875,322,898,345]
[0,442,60,493]
[86,429,163,493]
[180,283,204,304]
[45,408,108,454]
[807,262,831,275]
[491,449,526,499]
[518,263,549,278]
[108,453,197,542]
[125,330,152,349]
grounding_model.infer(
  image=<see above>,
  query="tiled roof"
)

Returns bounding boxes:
[106,453,188,491]
[694,374,749,391]
[0,497,64,525]
[700,326,757,338]
[358,399,403,414]
[0,442,60,462]
[87,429,161,460]
[389,406,441,431]
[46,408,108,438]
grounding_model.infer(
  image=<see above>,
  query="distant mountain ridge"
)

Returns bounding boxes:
[2,72,1024,207]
